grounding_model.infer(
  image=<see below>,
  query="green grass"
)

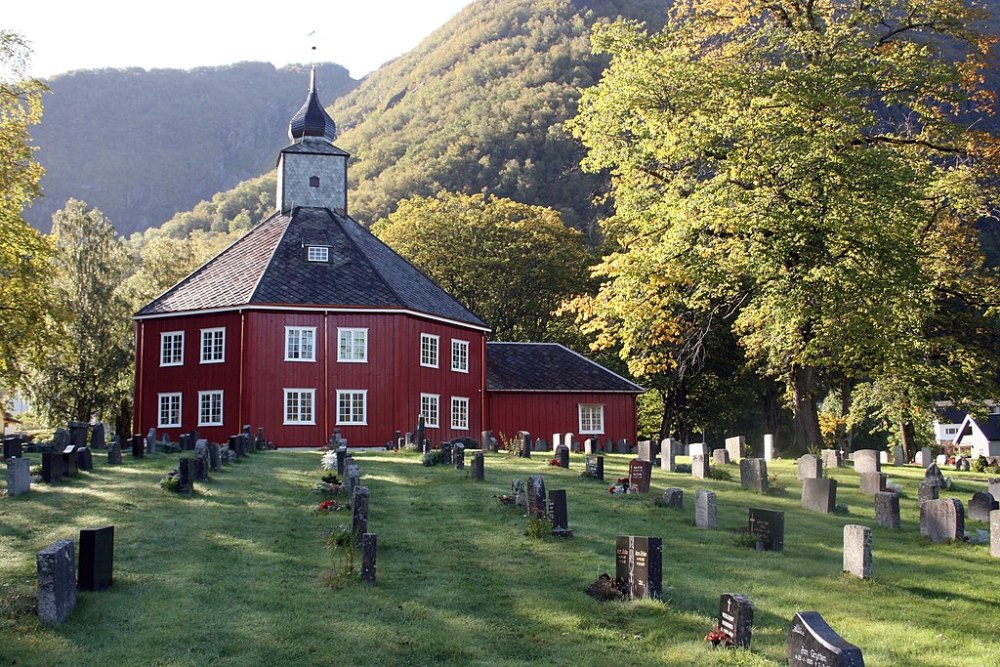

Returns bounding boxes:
[1,450,998,666]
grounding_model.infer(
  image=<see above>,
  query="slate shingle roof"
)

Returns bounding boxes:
[136,207,488,329]
[486,342,643,393]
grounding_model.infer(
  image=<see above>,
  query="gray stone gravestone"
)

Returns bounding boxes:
[42,451,62,484]
[763,434,774,462]
[918,481,940,504]
[549,489,570,535]
[177,458,194,494]
[616,439,630,454]
[614,535,662,600]
[853,449,880,474]
[440,441,453,465]
[336,446,347,476]
[107,437,122,465]
[361,532,377,585]
[61,446,78,477]
[78,525,114,591]
[713,449,730,465]
[471,451,484,481]
[696,490,717,528]
[920,498,964,543]
[567,433,580,453]
[255,427,265,451]
[131,435,144,458]
[725,436,744,461]
[919,447,932,468]
[551,433,562,454]
[749,508,784,551]
[90,423,105,450]
[511,479,526,508]
[585,455,604,481]
[628,459,652,492]
[53,428,70,452]
[479,430,493,451]
[801,478,837,514]
[6,457,30,496]
[859,472,887,495]
[194,442,210,483]
[352,486,370,538]
[992,510,1000,558]
[821,449,841,469]
[719,593,754,649]
[874,492,900,529]
[843,525,872,579]
[68,421,88,449]
[660,438,678,472]
[936,454,947,466]
[787,611,864,667]
[797,454,821,480]
[740,458,769,494]
[692,454,709,479]
[556,444,569,469]
[637,440,653,463]
[968,492,998,522]
[988,478,1000,501]
[892,444,904,467]
[75,447,93,472]
[661,488,683,509]
[37,539,76,625]
[925,463,945,488]
[582,438,594,455]
[689,442,707,459]
[603,438,614,453]
[454,443,465,469]
[208,442,221,472]
[346,464,361,500]
[527,475,546,519]
[145,428,156,454]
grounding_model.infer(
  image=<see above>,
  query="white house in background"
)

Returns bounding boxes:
[952,412,1000,459]
[933,404,967,447]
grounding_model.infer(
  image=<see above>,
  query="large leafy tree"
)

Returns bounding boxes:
[569,0,1000,452]
[374,192,591,342]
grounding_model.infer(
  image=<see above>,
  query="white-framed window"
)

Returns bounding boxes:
[283,388,315,425]
[579,404,605,435]
[158,393,182,428]
[420,333,439,368]
[421,393,440,428]
[451,396,469,430]
[338,328,368,362]
[160,331,184,367]
[336,389,368,425]
[451,339,469,373]
[200,328,225,364]
[285,326,317,362]
[197,390,224,426]
[944,427,959,436]
[306,246,329,262]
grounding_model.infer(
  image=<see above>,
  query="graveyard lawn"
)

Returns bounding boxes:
[1,453,998,666]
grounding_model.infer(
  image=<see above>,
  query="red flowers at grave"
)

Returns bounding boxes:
[549,458,561,466]
[704,627,729,647]
[316,499,342,512]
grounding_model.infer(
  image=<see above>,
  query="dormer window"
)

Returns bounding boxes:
[306,246,329,262]
[309,176,320,188]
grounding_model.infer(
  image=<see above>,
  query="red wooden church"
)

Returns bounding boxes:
[133,72,641,447]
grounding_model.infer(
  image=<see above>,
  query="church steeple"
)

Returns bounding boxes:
[288,66,338,143]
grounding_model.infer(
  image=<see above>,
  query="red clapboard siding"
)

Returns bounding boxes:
[487,392,637,447]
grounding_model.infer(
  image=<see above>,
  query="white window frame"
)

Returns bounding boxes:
[451,396,469,430]
[199,327,225,364]
[160,331,184,367]
[336,389,368,425]
[337,328,368,363]
[157,392,182,428]
[578,404,605,435]
[197,390,224,426]
[306,246,329,262]
[420,393,440,428]
[451,339,469,373]
[420,333,439,368]
[283,388,316,425]
[284,326,317,362]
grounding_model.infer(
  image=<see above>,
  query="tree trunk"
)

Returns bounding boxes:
[790,363,823,454]
[900,420,915,463]
[835,380,853,454]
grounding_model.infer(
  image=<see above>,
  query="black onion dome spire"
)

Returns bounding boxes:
[288,67,337,142]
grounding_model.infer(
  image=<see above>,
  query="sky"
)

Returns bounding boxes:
[5,0,476,80]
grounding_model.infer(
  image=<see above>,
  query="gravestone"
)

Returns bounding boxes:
[440,441,453,465]
[37,539,76,625]
[614,535,662,600]
[405,432,414,448]
[660,438,678,472]
[879,451,889,465]
[688,442,707,459]
[68,421,88,449]
[76,446,93,472]
[454,443,465,469]
[228,435,242,458]
[255,427,265,452]
[925,463,945,488]
[131,435,144,458]
[52,429,70,453]
[797,454,822,480]
[336,446,347,476]
[740,458,769,493]
[603,438,614,453]
[616,439,630,454]
[582,438,594,455]
[874,492,901,529]
[955,457,970,472]
[936,454,947,466]
[843,525,872,579]
[821,449,841,469]
[533,438,547,453]
[78,525,114,591]
[988,478,1000,501]
[3,435,23,460]
[480,430,495,452]
[853,449,880,474]
[859,472,887,495]
[585,454,606,482]
[145,428,156,454]
[61,446,78,477]
[352,486,370,538]
[637,440,654,463]
[696,490,717,529]
[42,452,62,484]
[107,437,122,465]
[208,442,221,472]
[763,434,774,462]
[787,611,864,667]
[346,464,361,500]
[527,475,546,519]
[968,492,998,522]
[177,458,194,494]
[565,434,579,453]
[725,436,744,461]
[749,508,784,551]
[892,444,904,466]
[920,498,964,543]
[691,455,709,479]
[556,444,570,469]
[471,452,485,481]
[511,479,526,508]
[628,459,652,492]
[194,444,210,483]
[661,488,683,509]
[551,433,562,454]
[719,593,754,649]
[549,489,570,535]
[713,449,730,465]
[361,533,377,585]
[919,447,932,468]
[918,481,940,504]
[801,478,837,514]
[6,457,30,496]
[992,510,1000,558]
[520,432,532,459]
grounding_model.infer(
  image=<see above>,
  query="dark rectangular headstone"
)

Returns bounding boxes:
[614,535,662,600]
[557,445,570,469]
[336,446,347,476]
[351,486,370,538]
[90,423,106,450]
[177,458,194,494]
[131,435,144,458]
[527,475,546,519]
[453,443,465,469]
[107,437,122,465]
[208,442,221,472]
[3,436,23,460]
[42,451,63,484]
[37,539,76,625]
[550,489,568,530]
[471,451,484,481]
[628,459,652,493]
[441,441,453,465]
[68,421,88,449]
[361,533,377,585]
[78,525,114,591]
[719,593,754,649]
[661,487,683,509]
[61,446,78,477]
[75,447,93,472]
[787,611,864,667]
[585,455,604,481]
[749,508,784,551]
[801,478,837,514]
[520,432,532,459]
[740,458,769,493]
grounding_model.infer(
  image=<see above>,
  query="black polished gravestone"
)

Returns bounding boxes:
[76,446,94,472]
[787,611,864,667]
[628,459,652,493]
[585,455,605,481]
[131,434,144,458]
[549,489,571,536]
[471,451,485,481]
[336,446,347,476]
[440,441,453,465]
[42,451,63,484]
[3,435,23,460]
[61,446,78,477]
[107,437,122,465]
[177,458,194,494]
[454,443,465,469]
[527,475,546,519]
[557,444,570,469]
[749,508,785,552]
[361,533,377,586]
[90,423,106,450]
[719,593,754,649]
[615,536,662,600]
[78,525,114,591]
[520,432,532,459]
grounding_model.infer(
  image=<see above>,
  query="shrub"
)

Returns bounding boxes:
[973,456,988,473]
[526,516,553,538]
[707,468,731,481]
[422,450,443,466]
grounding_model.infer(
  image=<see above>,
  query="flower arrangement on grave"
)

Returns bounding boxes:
[496,493,516,506]
[549,457,560,466]
[314,480,342,496]
[608,477,630,494]
[704,626,729,648]
[316,499,344,512]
